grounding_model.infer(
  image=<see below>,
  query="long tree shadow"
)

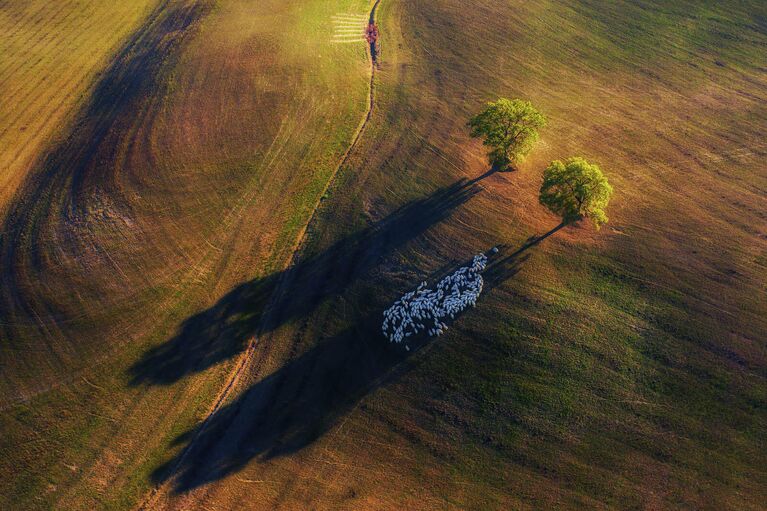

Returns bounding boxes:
[129,177,488,385]
[151,311,406,492]
[483,221,567,287]
[151,237,538,493]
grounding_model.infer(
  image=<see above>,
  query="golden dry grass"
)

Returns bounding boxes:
[0,0,160,217]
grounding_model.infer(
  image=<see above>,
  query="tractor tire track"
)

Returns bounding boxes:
[0,0,211,405]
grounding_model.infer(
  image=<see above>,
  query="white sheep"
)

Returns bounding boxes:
[382,252,488,346]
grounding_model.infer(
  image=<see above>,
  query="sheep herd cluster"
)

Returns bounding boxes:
[382,253,488,347]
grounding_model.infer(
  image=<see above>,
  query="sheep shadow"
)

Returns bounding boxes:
[150,238,539,493]
[129,177,486,385]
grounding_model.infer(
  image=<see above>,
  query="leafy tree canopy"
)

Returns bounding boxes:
[539,157,613,229]
[467,98,546,168]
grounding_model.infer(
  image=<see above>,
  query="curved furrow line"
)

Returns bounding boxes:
[0,0,209,402]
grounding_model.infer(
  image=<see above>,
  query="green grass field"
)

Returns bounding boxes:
[1,0,766,509]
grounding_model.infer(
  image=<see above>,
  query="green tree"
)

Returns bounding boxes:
[467,98,546,169]
[539,157,613,229]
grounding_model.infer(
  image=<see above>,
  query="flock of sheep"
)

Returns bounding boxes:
[382,253,489,347]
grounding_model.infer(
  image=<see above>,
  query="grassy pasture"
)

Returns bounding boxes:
[1,0,766,510]
[142,0,767,509]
